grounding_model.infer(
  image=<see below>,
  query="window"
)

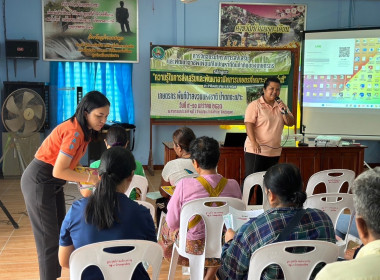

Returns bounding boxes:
[50,61,134,125]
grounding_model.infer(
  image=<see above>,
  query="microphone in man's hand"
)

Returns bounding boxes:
[275,96,285,114]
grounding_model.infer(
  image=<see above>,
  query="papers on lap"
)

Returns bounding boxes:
[224,206,264,231]
[161,185,175,196]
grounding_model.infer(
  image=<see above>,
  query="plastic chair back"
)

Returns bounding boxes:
[305,169,355,196]
[304,193,355,231]
[168,197,246,280]
[69,240,163,280]
[247,240,339,280]
[125,175,148,201]
[304,193,355,258]
[136,200,155,222]
[242,171,269,211]
[157,212,166,241]
[174,173,199,185]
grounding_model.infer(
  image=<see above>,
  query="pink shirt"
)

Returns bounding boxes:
[244,96,291,157]
[166,174,242,240]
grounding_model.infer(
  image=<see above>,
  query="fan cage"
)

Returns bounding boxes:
[1,88,46,137]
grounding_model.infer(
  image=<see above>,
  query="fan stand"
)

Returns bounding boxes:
[0,137,25,229]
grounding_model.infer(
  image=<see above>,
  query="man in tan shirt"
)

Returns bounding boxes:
[316,167,380,280]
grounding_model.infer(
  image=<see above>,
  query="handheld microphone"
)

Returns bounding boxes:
[275,96,286,114]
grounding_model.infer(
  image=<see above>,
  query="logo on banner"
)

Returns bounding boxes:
[152,46,165,60]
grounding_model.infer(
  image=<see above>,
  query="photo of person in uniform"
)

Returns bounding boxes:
[116,1,131,34]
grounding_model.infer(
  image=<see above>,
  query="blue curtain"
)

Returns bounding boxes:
[50,62,135,126]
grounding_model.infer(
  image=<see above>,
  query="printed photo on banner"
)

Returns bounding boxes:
[42,0,139,62]
[219,3,306,48]
[150,45,292,120]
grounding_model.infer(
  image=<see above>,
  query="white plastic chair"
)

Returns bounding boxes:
[242,171,269,211]
[157,212,166,241]
[168,197,246,280]
[174,173,199,185]
[156,212,190,275]
[247,240,339,280]
[305,169,355,196]
[69,240,163,280]
[125,175,148,201]
[136,200,155,222]
[304,193,355,258]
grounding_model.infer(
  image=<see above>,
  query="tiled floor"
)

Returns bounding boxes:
[0,168,188,279]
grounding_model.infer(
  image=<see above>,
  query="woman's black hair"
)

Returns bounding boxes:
[189,136,220,170]
[263,77,281,89]
[106,124,128,147]
[70,91,110,142]
[261,77,281,95]
[263,163,307,208]
[85,146,136,230]
[172,127,196,152]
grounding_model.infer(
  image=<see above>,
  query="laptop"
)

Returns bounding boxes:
[223,132,247,147]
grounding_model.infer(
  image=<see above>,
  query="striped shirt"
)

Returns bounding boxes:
[220,207,336,280]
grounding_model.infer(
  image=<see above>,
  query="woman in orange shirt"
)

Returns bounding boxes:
[21,91,110,280]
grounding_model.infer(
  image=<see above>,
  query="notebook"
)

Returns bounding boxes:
[223,132,247,147]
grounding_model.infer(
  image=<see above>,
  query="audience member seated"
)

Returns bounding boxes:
[336,214,359,240]
[218,163,336,280]
[90,124,145,200]
[316,167,380,280]
[156,127,197,223]
[335,213,362,260]
[59,147,156,280]
[158,136,242,280]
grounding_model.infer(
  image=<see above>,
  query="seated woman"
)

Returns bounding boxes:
[90,124,145,200]
[157,127,197,222]
[158,136,242,280]
[219,163,336,280]
[59,147,156,280]
[162,126,197,185]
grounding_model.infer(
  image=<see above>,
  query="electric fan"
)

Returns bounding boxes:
[0,88,46,229]
[2,88,46,138]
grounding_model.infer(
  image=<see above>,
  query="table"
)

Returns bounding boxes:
[163,142,366,189]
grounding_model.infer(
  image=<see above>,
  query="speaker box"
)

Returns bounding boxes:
[2,81,50,132]
[6,40,39,59]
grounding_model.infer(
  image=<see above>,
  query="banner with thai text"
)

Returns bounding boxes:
[150,45,292,119]
[42,0,138,62]
[219,3,306,48]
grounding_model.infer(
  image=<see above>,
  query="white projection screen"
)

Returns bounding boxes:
[302,28,380,139]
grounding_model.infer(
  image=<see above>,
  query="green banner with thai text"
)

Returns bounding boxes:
[150,45,291,120]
